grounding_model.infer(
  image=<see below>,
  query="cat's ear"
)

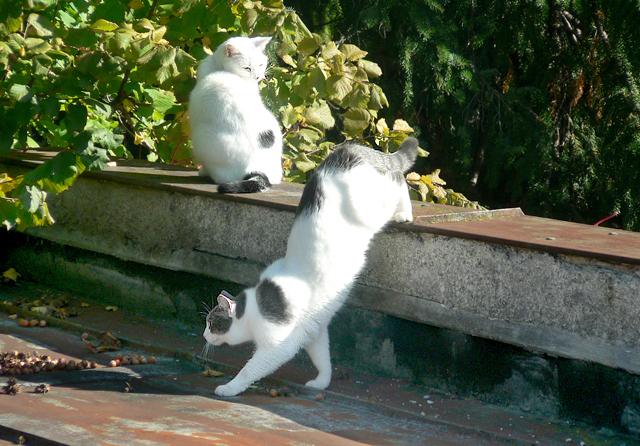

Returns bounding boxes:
[217,292,236,317]
[225,43,242,58]
[252,36,272,51]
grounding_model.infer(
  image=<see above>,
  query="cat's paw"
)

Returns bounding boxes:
[393,211,413,223]
[305,378,330,390]
[215,383,242,397]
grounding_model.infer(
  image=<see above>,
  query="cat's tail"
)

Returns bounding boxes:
[217,172,271,194]
[389,137,419,173]
[360,136,418,174]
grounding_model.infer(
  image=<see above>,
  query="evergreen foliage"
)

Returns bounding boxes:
[288,0,640,231]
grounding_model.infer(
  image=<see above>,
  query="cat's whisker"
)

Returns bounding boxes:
[200,342,214,360]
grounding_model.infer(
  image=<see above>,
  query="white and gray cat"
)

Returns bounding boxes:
[203,137,419,396]
[189,36,283,193]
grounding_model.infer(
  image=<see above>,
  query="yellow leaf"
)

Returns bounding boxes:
[375,118,389,135]
[105,306,118,311]
[3,268,20,282]
[134,133,145,145]
[30,306,48,315]
[433,186,447,200]
[282,159,293,170]
[393,119,414,133]
[425,169,447,186]
[406,172,421,184]
[81,302,90,308]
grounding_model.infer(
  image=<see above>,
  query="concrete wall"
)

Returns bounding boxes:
[2,153,640,379]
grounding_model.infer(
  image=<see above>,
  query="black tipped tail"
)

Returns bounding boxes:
[217,172,271,194]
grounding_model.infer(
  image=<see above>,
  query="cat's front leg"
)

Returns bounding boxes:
[303,326,332,390]
[393,185,414,223]
[215,341,299,397]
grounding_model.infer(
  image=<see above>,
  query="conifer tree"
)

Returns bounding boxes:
[288,0,640,231]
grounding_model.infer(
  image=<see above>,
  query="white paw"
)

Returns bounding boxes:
[393,211,413,223]
[215,383,242,397]
[305,378,330,390]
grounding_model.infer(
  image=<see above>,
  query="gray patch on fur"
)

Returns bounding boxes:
[256,279,290,324]
[235,291,247,319]
[258,130,275,148]
[295,172,324,218]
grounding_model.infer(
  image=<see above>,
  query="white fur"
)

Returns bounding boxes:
[188,36,283,184]
[203,157,414,397]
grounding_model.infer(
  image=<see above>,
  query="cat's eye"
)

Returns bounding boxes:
[243,66,252,72]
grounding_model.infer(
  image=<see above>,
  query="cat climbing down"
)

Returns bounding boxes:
[202,137,419,397]
[188,36,283,193]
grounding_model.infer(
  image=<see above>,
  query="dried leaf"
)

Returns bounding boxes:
[3,268,20,282]
[393,119,414,133]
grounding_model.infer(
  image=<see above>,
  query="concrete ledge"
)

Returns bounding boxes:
[2,150,640,378]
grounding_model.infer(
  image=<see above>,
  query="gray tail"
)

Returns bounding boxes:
[217,172,271,194]
[389,137,419,172]
[321,137,420,175]
[360,136,419,174]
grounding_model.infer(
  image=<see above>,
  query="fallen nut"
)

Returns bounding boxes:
[35,383,50,394]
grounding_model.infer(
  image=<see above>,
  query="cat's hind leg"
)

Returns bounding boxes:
[303,326,332,390]
[215,340,299,397]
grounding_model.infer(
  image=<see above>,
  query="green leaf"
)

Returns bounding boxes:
[65,103,88,133]
[91,19,119,33]
[280,104,300,128]
[144,88,177,113]
[321,42,340,60]
[26,13,55,37]
[65,27,99,48]
[302,101,335,129]
[326,73,353,101]
[368,84,388,110]
[25,38,51,55]
[297,34,322,56]
[20,185,47,214]
[340,44,367,61]
[344,83,371,109]
[0,198,20,231]
[294,153,317,172]
[9,84,33,103]
[24,151,84,194]
[359,59,382,78]
[342,108,371,134]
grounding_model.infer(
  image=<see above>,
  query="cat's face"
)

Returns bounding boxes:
[202,291,247,346]
[222,37,271,82]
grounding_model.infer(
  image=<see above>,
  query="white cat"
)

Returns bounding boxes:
[188,36,283,193]
[203,137,419,396]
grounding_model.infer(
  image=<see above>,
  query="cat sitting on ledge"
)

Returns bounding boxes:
[189,36,283,194]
